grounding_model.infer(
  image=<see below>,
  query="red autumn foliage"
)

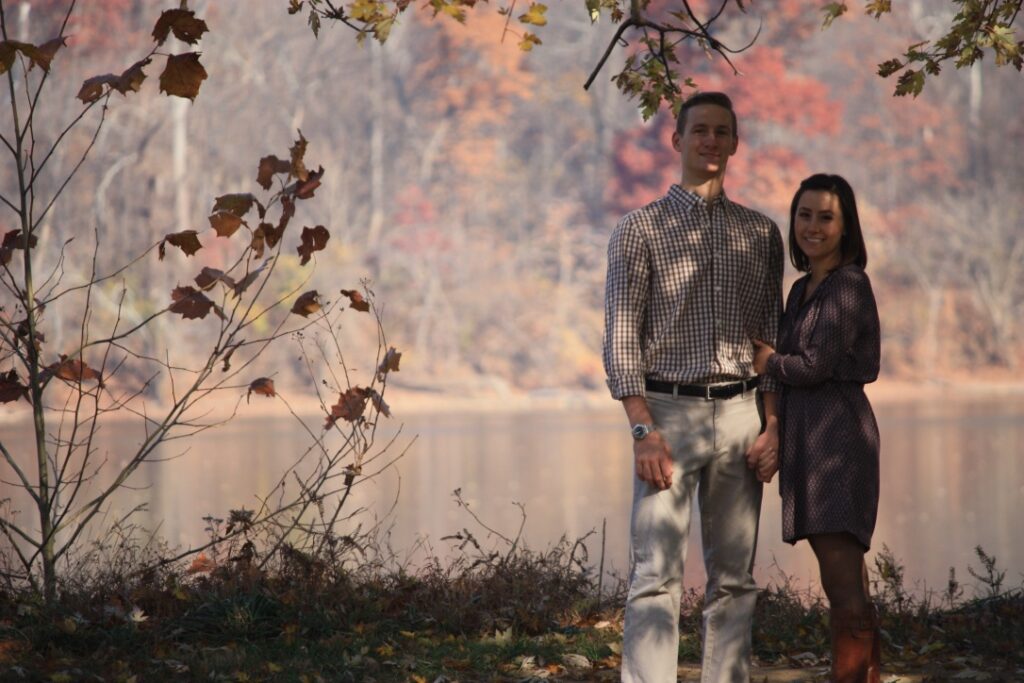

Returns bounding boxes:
[325,387,371,428]
[339,289,370,312]
[247,377,276,400]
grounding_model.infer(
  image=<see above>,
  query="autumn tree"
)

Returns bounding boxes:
[0,1,402,600]
[292,0,1023,116]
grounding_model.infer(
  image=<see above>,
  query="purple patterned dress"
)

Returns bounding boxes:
[765,264,881,550]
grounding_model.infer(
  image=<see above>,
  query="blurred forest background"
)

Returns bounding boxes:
[5,0,1023,402]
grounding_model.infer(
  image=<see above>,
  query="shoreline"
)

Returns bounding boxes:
[3,377,1024,424]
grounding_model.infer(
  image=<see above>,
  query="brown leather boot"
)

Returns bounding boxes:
[830,610,878,682]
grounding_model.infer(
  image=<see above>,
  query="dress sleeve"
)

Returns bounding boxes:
[765,269,868,388]
[758,220,785,394]
[602,216,650,399]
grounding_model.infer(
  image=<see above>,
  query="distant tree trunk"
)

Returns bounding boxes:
[968,62,985,179]
[367,42,385,251]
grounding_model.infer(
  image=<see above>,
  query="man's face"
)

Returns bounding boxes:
[671,104,738,180]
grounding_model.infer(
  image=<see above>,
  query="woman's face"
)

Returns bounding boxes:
[794,190,844,270]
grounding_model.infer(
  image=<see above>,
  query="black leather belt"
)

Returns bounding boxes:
[645,376,759,399]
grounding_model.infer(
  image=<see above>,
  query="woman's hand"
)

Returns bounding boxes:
[752,339,775,375]
[746,416,779,483]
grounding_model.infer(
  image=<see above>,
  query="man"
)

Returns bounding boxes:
[602,91,782,683]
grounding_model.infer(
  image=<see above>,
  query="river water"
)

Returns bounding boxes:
[3,395,1023,597]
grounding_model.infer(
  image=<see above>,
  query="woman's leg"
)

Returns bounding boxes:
[809,533,879,683]
[809,532,870,617]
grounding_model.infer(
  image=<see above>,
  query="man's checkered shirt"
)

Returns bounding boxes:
[602,185,784,400]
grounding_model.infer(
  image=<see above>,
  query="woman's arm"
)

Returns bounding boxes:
[765,269,870,387]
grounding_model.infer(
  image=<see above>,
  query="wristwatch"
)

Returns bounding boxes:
[631,423,654,441]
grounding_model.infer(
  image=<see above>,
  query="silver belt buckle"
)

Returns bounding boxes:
[704,384,713,400]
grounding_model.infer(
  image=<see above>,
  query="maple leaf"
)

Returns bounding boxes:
[77,74,114,103]
[2,229,36,250]
[339,288,370,312]
[822,2,848,28]
[160,230,202,259]
[231,258,268,297]
[291,290,322,317]
[288,0,304,15]
[194,266,236,291]
[0,42,17,74]
[32,37,67,71]
[292,166,324,200]
[169,285,222,320]
[256,155,291,190]
[159,52,207,100]
[325,387,370,428]
[152,8,209,46]
[187,552,216,574]
[290,130,309,182]
[46,355,104,386]
[0,40,59,74]
[209,211,244,237]
[115,58,151,94]
[247,377,276,401]
[0,369,29,404]
[297,225,329,265]
[212,193,256,218]
[519,32,542,51]
[518,3,548,26]
[377,346,402,380]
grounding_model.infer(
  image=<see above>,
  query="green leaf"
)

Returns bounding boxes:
[519,31,542,51]
[519,2,548,27]
[894,68,926,97]
[822,2,847,29]
[863,0,890,19]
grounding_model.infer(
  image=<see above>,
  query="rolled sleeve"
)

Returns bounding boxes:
[602,217,649,400]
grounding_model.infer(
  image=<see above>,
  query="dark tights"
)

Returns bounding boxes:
[809,532,871,618]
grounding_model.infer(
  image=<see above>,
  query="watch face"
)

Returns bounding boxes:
[631,424,650,440]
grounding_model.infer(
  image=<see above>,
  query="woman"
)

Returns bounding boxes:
[753,173,882,683]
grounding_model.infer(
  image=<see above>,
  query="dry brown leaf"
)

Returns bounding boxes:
[368,388,391,418]
[194,266,235,291]
[247,377,276,401]
[339,288,370,312]
[169,285,221,320]
[152,8,209,46]
[46,355,103,386]
[297,225,329,265]
[256,155,291,190]
[290,290,321,317]
[324,387,370,428]
[289,130,309,181]
[0,369,29,403]
[159,52,207,100]
[212,193,256,217]
[161,230,202,259]
[377,347,401,379]
[209,211,243,238]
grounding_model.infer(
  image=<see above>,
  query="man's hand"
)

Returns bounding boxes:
[752,339,775,375]
[635,431,673,490]
[746,420,779,483]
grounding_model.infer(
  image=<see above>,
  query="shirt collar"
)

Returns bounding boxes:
[666,184,729,213]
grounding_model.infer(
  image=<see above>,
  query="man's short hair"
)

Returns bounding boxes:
[675,91,738,138]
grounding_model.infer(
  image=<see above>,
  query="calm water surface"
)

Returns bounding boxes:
[4,396,1023,595]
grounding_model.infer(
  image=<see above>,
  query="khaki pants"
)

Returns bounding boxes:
[622,390,763,683]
